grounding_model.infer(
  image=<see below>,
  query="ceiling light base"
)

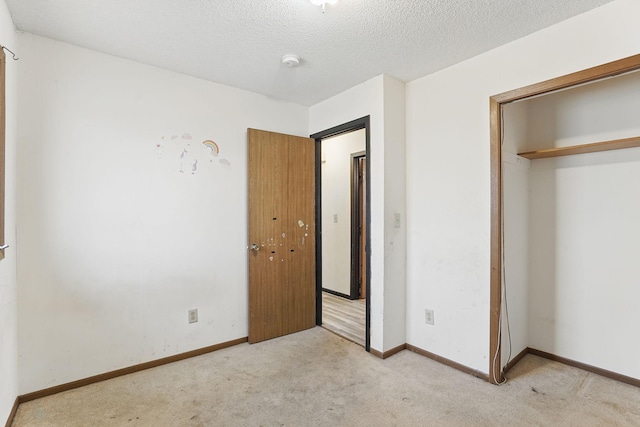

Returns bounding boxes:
[282,54,301,68]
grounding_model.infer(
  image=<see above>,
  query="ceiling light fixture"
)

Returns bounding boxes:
[282,54,301,68]
[310,0,337,13]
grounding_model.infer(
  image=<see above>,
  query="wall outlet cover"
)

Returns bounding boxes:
[425,309,434,325]
[188,308,198,324]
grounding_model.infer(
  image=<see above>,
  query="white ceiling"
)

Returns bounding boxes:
[6,0,615,106]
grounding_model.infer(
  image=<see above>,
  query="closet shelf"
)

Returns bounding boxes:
[518,136,640,159]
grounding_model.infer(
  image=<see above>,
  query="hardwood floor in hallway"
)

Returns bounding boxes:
[321,291,366,347]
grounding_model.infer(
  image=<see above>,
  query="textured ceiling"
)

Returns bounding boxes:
[6,0,615,106]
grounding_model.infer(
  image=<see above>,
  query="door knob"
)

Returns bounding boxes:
[250,244,260,251]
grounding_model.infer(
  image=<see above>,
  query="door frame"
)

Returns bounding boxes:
[350,151,366,300]
[488,54,640,384]
[311,116,371,351]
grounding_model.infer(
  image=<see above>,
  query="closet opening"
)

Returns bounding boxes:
[489,54,640,386]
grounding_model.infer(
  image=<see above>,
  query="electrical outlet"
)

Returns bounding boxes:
[188,308,198,324]
[333,214,338,223]
[425,309,434,325]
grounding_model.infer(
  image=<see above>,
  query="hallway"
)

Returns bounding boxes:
[321,291,365,347]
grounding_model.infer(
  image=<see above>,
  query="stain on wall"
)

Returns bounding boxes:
[154,134,232,174]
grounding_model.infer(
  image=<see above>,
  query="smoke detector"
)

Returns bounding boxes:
[282,54,301,68]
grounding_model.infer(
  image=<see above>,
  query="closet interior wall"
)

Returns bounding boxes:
[501,101,531,369]
[502,70,640,380]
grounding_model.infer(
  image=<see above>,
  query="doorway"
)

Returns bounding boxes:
[312,117,371,351]
[351,152,366,301]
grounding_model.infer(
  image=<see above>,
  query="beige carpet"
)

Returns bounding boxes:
[12,327,640,426]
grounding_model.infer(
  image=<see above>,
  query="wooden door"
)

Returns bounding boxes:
[248,128,316,343]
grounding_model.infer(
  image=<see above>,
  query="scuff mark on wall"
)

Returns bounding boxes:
[155,143,166,159]
[155,133,231,175]
[179,148,188,173]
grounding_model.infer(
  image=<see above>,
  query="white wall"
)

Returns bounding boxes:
[321,129,365,296]
[526,70,640,150]
[500,101,530,369]
[382,75,407,351]
[0,0,18,421]
[16,33,309,394]
[311,76,384,351]
[526,70,640,379]
[406,0,640,374]
[310,74,407,353]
